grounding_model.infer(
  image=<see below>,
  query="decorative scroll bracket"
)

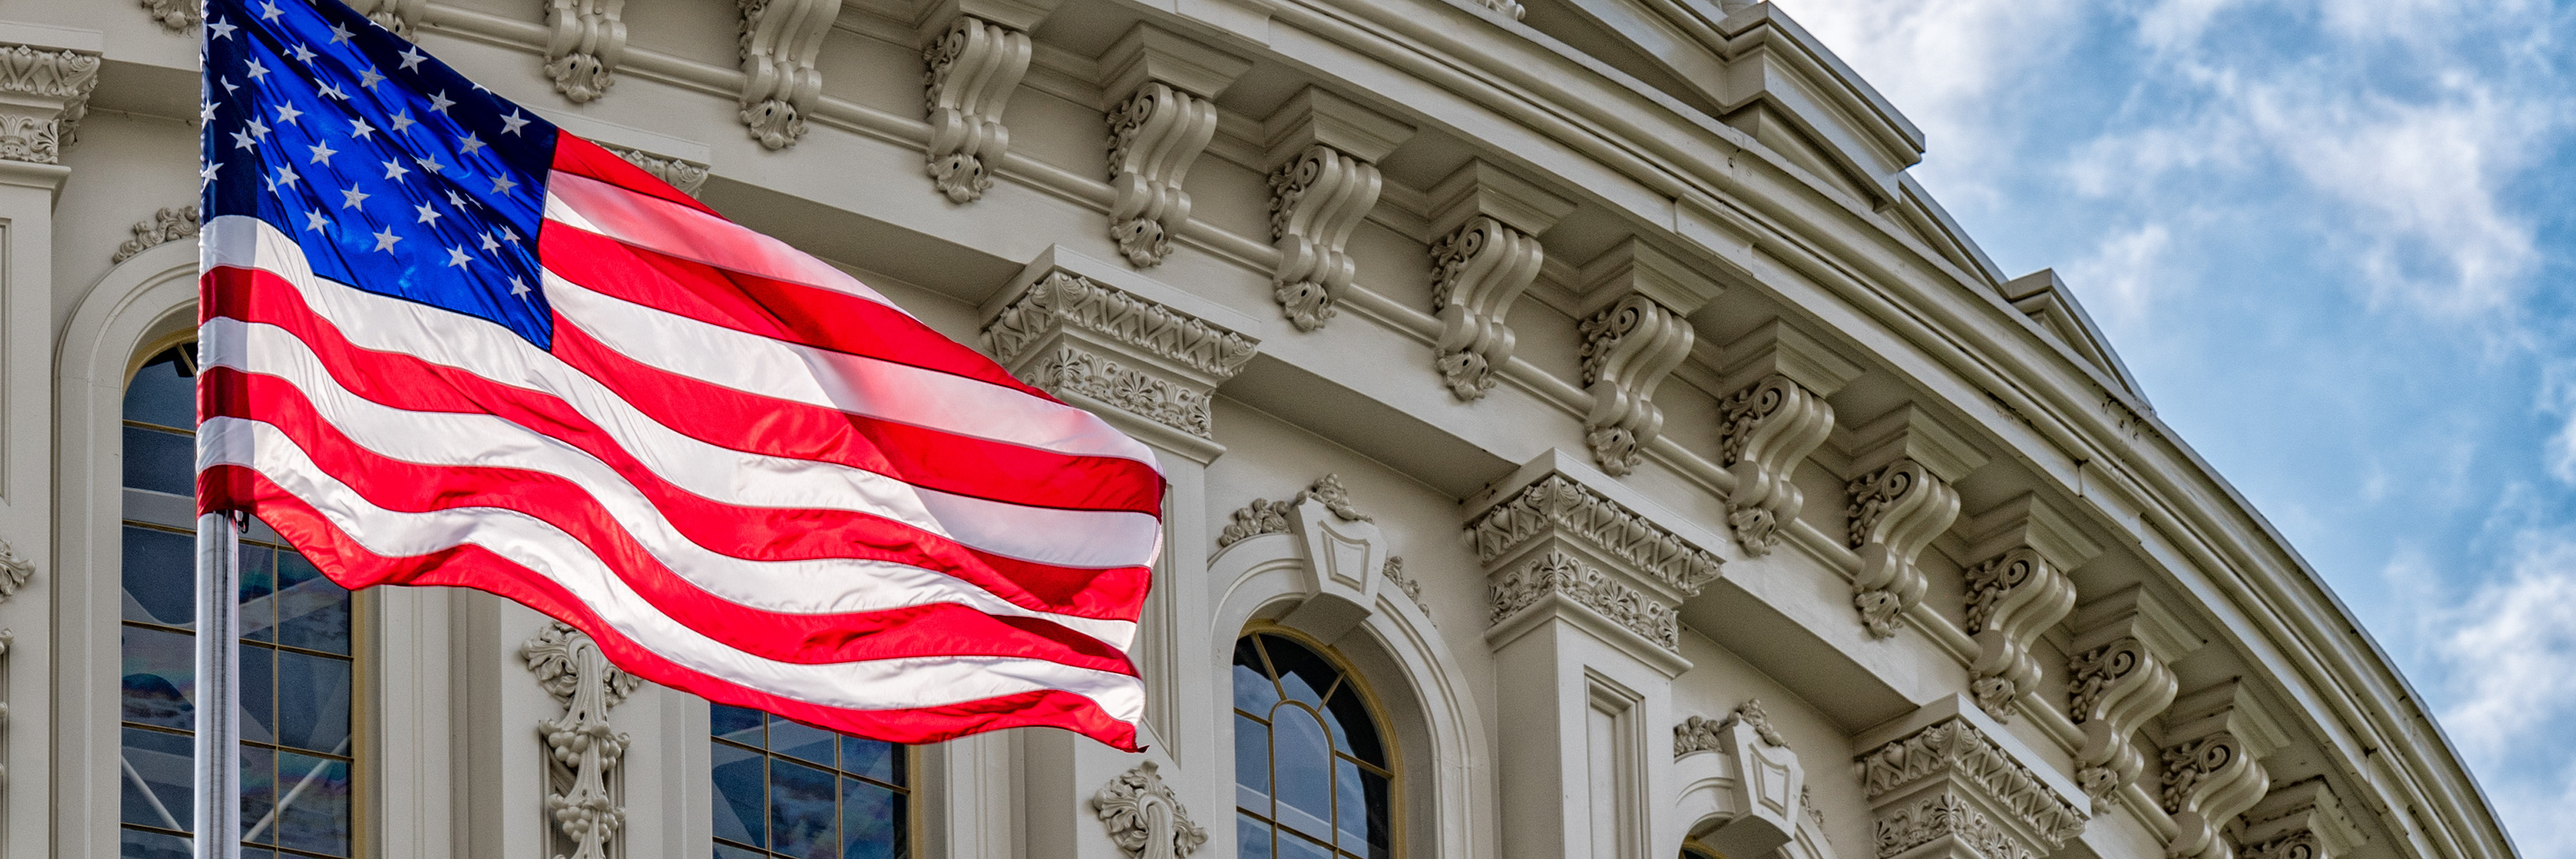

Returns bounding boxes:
[1427,160,1571,400]
[737,0,844,149]
[1713,321,1859,555]
[918,0,1058,202]
[1263,87,1411,331]
[544,0,627,102]
[1836,406,1984,637]
[1097,24,1248,267]
[2156,681,2288,859]
[1958,494,2101,720]
[2065,585,2201,813]
[1573,238,1722,475]
[2235,778,2365,859]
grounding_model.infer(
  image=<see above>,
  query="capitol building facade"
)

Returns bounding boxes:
[0,1,2522,859]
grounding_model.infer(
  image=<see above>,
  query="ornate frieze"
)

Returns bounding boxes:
[1425,161,1571,399]
[1839,407,1983,637]
[141,0,202,31]
[1956,495,2099,719]
[1468,460,1720,663]
[544,0,626,102]
[2157,681,2288,859]
[1096,26,1247,268]
[982,258,1257,450]
[603,146,709,197]
[0,42,99,165]
[1855,714,2086,859]
[112,205,200,264]
[522,623,645,859]
[1094,761,1206,859]
[1712,322,1855,555]
[736,0,843,149]
[1262,87,1410,331]
[1488,550,1677,650]
[922,9,1040,203]
[1468,474,1720,598]
[2064,586,2198,812]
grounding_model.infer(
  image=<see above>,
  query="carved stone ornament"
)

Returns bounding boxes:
[736,0,843,149]
[1093,761,1208,859]
[1845,458,1958,637]
[114,205,201,263]
[1473,0,1528,19]
[1381,555,1429,616]
[922,15,1032,203]
[1489,550,1677,649]
[1579,293,1694,476]
[1855,717,2086,859]
[1219,475,1368,548]
[1716,374,1833,555]
[1961,548,2075,720]
[544,0,627,102]
[140,0,203,31]
[1267,145,1380,330]
[603,146,710,197]
[0,538,32,603]
[2157,682,2285,859]
[1430,216,1543,399]
[1674,699,1785,757]
[1104,83,1218,267]
[982,270,1257,440]
[343,0,425,38]
[1468,474,1722,599]
[0,43,101,165]
[522,622,646,859]
[2234,778,2363,859]
[2065,637,2175,811]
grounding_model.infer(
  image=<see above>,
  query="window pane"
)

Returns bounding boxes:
[1335,758,1384,858]
[273,649,353,754]
[1324,689,1383,765]
[120,727,194,831]
[1239,812,1274,859]
[122,426,196,496]
[712,704,766,746]
[125,349,197,430]
[771,718,834,767]
[240,644,277,746]
[769,758,839,859]
[119,828,193,859]
[121,625,195,730]
[122,526,197,626]
[1360,767,1390,859]
[711,742,766,848]
[272,553,351,654]
[1270,707,1333,842]
[840,735,900,786]
[1279,830,1335,859]
[1261,637,1336,708]
[718,844,769,859]
[240,744,276,845]
[270,752,353,857]
[1235,713,1271,811]
[1232,638,1279,712]
[840,777,904,859]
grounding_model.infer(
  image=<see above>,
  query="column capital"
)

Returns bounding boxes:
[981,246,1260,462]
[1464,450,1722,668]
[1854,695,2089,859]
[0,36,101,166]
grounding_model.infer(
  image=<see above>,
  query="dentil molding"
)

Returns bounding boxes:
[112,204,200,263]
[1712,322,1858,555]
[1838,406,1984,638]
[1097,25,1248,268]
[1263,87,1410,331]
[543,0,626,102]
[1093,761,1207,859]
[1425,160,1571,400]
[0,41,100,165]
[1854,699,2087,859]
[736,0,843,149]
[522,623,645,859]
[1958,494,2100,720]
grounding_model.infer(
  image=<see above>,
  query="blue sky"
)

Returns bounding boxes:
[1780,0,2576,852]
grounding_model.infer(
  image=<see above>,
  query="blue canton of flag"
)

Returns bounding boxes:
[203,0,560,346]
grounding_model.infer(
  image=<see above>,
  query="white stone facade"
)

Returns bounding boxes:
[0,2,2517,859]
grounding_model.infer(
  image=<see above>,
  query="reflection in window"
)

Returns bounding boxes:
[1234,633,1392,859]
[117,345,359,859]
[711,704,909,859]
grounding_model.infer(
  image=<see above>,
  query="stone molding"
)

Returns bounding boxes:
[983,270,1258,384]
[0,41,99,165]
[521,623,645,859]
[2065,586,2200,812]
[1467,472,1722,601]
[1958,494,2102,719]
[2157,681,2288,859]
[1712,321,1856,555]
[1838,406,1983,637]
[1093,761,1206,859]
[112,204,200,264]
[1097,25,1248,268]
[1426,160,1571,400]
[2234,778,2363,859]
[1488,550,1677,649]
[1263,87,1410,331]
[544,0,626,102]
[1855,712,2086,859]
[736,0,844,149]
[921,11,1038,203]
[1468,459,1720,664]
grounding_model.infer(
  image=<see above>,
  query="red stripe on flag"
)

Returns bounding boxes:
[549,130,721,217]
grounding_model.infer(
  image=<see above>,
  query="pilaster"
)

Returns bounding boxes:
[1958,493,2102,719]
[2065,586,2200,813]
[1262,87,1412,331]
[1838,405,1984,636]
[2234,778,2364,859]
[1854,695,2089,859]
[1573,238,1722,476]
[1465,449,1723,859]
[1713,320,1860,554]
[737,0,846,149]
[2156,681,2289,859]
[918,0,1060,203]
[1426,160,1572,400]
[1096,24,1249,267]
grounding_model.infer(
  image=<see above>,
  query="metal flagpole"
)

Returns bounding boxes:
[194,509,243,859]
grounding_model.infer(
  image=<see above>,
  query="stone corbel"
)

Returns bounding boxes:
[736,0,845,150]
[1837,406,1984,637]
[1097,24,1249,267]
[1853,695,2089,859]
[1425,160,1573,400]
[2234,778,2364,859]
[521,622,645,859]
[344,0,426,38]
[2065,585,2201,813]
[0,40,100,166]
[1465,450,1722,667]
[917,0,1058,203]
[1216,475,1393,639]
[544,0,626,102]
[1957,494,2102,720]
[980,246,1260,462]
[1673,701,1805,859]
[1262,87,1413,331]
[1712,321,1860,555]
[2156,681,2289,859]
[1573,238,1722,477]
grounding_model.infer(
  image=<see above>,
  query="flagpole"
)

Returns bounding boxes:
[195,510,243,859]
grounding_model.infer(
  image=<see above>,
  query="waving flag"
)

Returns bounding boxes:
[198,0,1163,749]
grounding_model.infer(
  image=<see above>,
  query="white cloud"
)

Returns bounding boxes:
[2437,531,2576,760]
[2058,222,2172,331]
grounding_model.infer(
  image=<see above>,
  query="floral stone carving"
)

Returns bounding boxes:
[1716,374,1833,555]
[544,0,627,102]
[1488,550,1678,650]
[522,623,645,859]
[1962,548,2075,719]
[1855,717,2086,859]
[1219,475,1367,548]
[113,205,200,263]
[1845,457,1959,638]
[1467,474,1720,598]
[922,15,1032,203]
[1093,761,1206,859]
[1578,293,1693,476]
[0,43,100,165]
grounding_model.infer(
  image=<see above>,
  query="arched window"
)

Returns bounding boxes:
[710,704,912,859]
[117,345,360,859]
[1234,631,1392,859]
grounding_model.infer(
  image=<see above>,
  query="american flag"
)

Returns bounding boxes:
[198,0,1163,749]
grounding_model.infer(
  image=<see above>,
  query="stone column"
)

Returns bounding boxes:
[1956,492,2103,719]
[1837,405,1986,637]
[1854,694,2089,859]
[2155,680,2289,859]
[917,0,1062,202]
[1712,320,1861,555]
[1571,238,1724,476]
[980,244,1259,859]
[0,27,94,853]
[1262,87,1413,331]
[2064,586,2201,814]
[1096,24,1249,268]
[1425,160,1571,400]
[1465,449,1724,859]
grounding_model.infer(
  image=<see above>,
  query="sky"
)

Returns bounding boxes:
[1772,0,2576,852]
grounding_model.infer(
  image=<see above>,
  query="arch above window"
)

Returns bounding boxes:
[1233,631,1392,859]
